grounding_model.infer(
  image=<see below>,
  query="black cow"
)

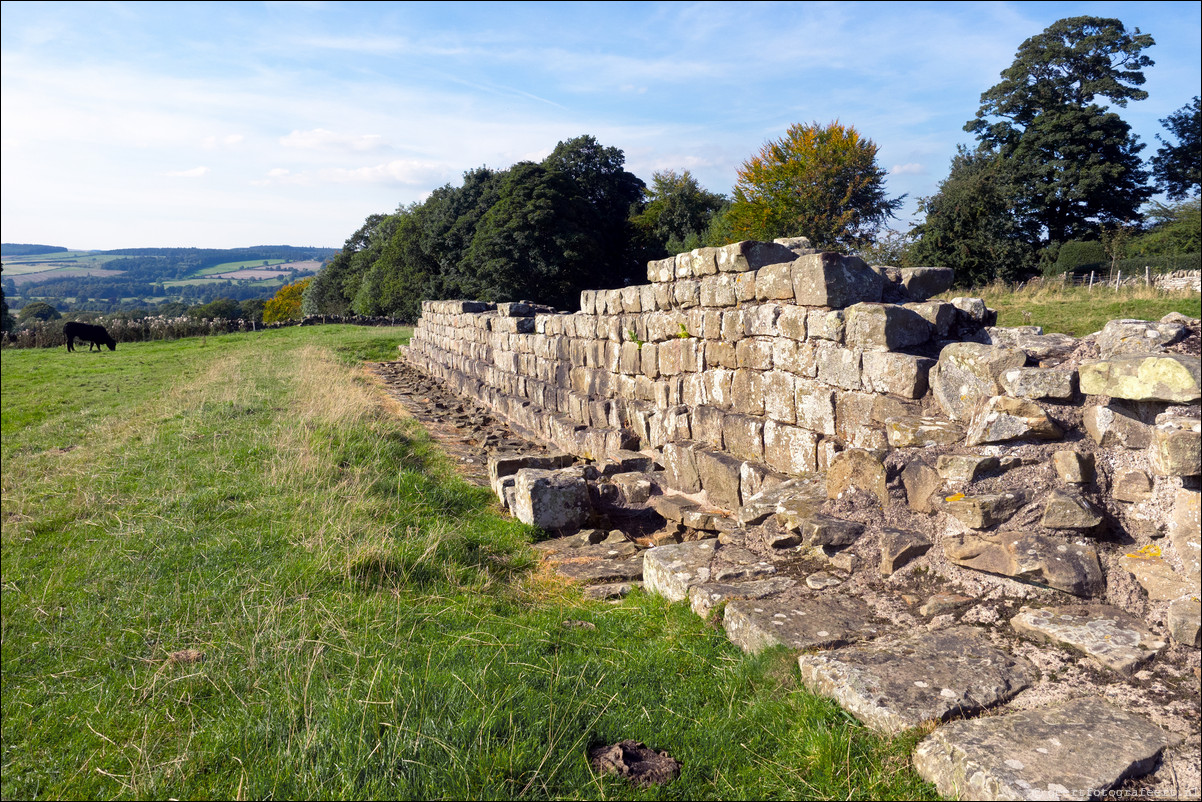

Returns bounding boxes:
[64,321,117,352]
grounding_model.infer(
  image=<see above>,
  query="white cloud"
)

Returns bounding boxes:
[279,128,386,152]
[165,166,210,178]
[322,160,448,186]
[890,163,925,176]
[202,134,244,149]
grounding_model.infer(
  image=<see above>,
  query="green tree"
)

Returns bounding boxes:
[631,170,727,256]
[1151,96,1201,200]
[263,278,312,324]
[239,298,266,323]
[189,297,241,320]
[966,16,1155,245]
[1130,198,1202,255]
[17,301,61,323]
[726,121,903,250]
[0,267,14,333]
[911,147,1038,285]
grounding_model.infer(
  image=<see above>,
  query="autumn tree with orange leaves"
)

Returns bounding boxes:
[727,121,903,251]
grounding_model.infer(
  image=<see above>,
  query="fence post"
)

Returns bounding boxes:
[1089,271,1095,290]
[1146,266,1151,287]
[1115,270,1122,289]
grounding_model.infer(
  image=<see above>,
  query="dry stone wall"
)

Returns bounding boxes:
[405,240,983,509]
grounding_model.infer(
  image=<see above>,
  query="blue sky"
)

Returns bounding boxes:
[2,1,1199,250]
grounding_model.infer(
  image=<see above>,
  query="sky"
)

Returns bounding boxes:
[2,1,1199,251]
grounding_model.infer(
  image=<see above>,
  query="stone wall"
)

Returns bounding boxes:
[404,240,995,509]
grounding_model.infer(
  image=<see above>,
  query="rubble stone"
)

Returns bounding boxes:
[885,416,965,448]
[512,468,591,530]
[723,596,884,654]
[1083,403,1152,448]
[642,540,716,603]
[1040,489,1104,530]
[1051,451,1094,484]
[965,396,1063,446]
[944,532,1104,596]
[880,528,932,575]
[931,342,1027,422]
[1150,416,1201,476]
[1010,604,1167,674]
[941,492,1026,530]
[826,449,888,507]
[1079,353,1202,403]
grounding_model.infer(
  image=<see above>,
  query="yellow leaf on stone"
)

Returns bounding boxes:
[945,493,965,502]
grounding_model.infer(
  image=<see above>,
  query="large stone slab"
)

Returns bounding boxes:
[886,416,966,448]
[1117,545,1196,602]
[1078,353,1201,403]
[965,396,1062,446]
[791,252,884,308]
[689,576,798,618]
[913,697,1176,800]
[945,533,1104,596]
[797,627,1034,734]
[1011,605,1167,674]
[932,343,1028,421]
[723,596,883,654]
[844,303,931,352]
[642,540,716,603]
[512,468,591,530]
[1096,318,1188,357]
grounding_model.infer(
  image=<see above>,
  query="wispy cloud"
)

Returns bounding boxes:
[279,128,386,152]
[890,163,925,176]
[165,166,210,178]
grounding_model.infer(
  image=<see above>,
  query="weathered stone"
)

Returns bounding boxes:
[904,300,956,338]
[583,581,641,600]
[913,698,1176,801]
[937,454,1001,483]
[1096,318,1188,357]
[880,528,932,575]
[950,297,996,327]
[944,532,1104,596]
[1011,604,1167,674]
[715,240,797,273]
[1118,545,1196,601]
[798,627,1034,735]
[710,546,777,582]
[609,472,653,505]
[919,593,974,617]
[886,416,966,448]
[814,341,862,390]
[661,442,701,493]
[762,523,801,549]
[1112,469,1153,502]
[826,449,888,507]
[1052,451,1094,484]
[722,413,764,462]
[791,252,884,308]
[985,327,1078,363]
[941,491,1025,530]
[844,303,931,352]
[1040,489,1104,530]
[1000,367,1076,400]
[1167,597,1201,649]
[899,266,955,301]
[736,478,815,525]
[862,352,933,399]
[512,468,591,530]
[931,342,1028,421]
[805,571,843,589]
[1169,488,1200,583]
[695,449,743,510]
[1150,416,1201,476]
[488,452,575,497]
[762,421,818,476]
[650,494,700,524]
[902,459,942,513]
[1079,353,1202,403]
[533,529,613,555]
[796,515,865,548]
[805,308,845,342]
[723,596,884,654]
[642,540,716,602]
[755,262,795,300]
[773,235,814,254]
[1083,403,1152,448]
[828,550,858,572]
[554,556,645,585]
[688,576,797,618]
[965,396,1063,446]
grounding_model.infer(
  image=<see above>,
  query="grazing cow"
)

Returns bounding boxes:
[64,321,117,352]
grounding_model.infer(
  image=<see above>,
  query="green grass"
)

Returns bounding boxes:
[193,259,288,276]
[1,325,935,800]
[161,276,289,288]
[951,282,1200,337]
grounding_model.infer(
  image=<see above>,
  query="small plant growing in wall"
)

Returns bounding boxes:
[677,323,691,339]
[627,328,645,350]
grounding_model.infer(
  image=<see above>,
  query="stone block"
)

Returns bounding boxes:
[1096,318,1188,357]
[795,380,837,435]
[791,252,884,308]
[690,247,719,277]
[844,303,931,352]
[1169,488,1200,584]
[815,342,862,390]
[763,370,796,424]
[944,532,1104,596]
[642,540,716,602]
[1167,598,1201,649]
[722,413,764,462]
[1052,451,1094,484]
[763,421,819,475]
[703,368,735,409]
[731,369,765,416]
[941,491,1025,529]
[735,337,774,370]
[1079,353,1201,403]
[661,441,702,492]
[931,342,1028,421]
[949,296,995,327]
[695,449,744,509]
[689,576,797,619]
[609,472,654,506]
[1083,403,1151,448]
[1040,489,1104,529]
[715,240,797,273]
[723,596,883,654]
[1011,605,1166,674]
[965,396,1063,445]
[826,449,888,507]
[862,352,932,398]
[1118,547,1196,602]
[512,468,591,531]
[777,305,808,340]
[903,301,955,338]
[902,459,942,513]
[755,262,795,300]
[1113,469,1153,502]
[705,340,737,370]
[1000,367,1076,400]
[772,338,816,376]
[898,266,954,301]
[672,279,701,309]
[691,405,725,449]
[1150,416,1201,476]
[744,303,782,336]
[805,308,845,342]
[885,416,965,448]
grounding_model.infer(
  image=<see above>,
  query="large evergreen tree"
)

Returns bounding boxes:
[965,16,1155,245]
[1151,96,1201,200]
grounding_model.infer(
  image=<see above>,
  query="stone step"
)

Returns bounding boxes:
[722,595,885,654]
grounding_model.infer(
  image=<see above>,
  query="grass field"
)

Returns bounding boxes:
[194,259,288,276]
[953,282,1200,337]
[1,326,934,801]
[1,253,121,276]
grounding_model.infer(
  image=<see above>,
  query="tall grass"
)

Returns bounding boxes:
[2,325,934,800]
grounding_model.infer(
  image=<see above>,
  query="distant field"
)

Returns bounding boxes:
[6,266,128,285]
[956,282,1201,336]
[161,275,289,288]
[195,258,287,276]
[1,253,120,275]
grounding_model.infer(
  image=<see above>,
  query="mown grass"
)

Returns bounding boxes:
[955,281,1200,337]
[2,325,935,800]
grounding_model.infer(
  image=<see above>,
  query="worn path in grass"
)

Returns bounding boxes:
[1,325,935,801]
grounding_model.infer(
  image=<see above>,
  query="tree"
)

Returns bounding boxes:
[911,147,1038,286]
[17,301,61,323]
[966,16,1155,245]
[263,278,312,323]
[726,121,903,251]
[1151,97,1201,200]
[630,170,726,255]
[0,268,13,333]
[189,297,241,320]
